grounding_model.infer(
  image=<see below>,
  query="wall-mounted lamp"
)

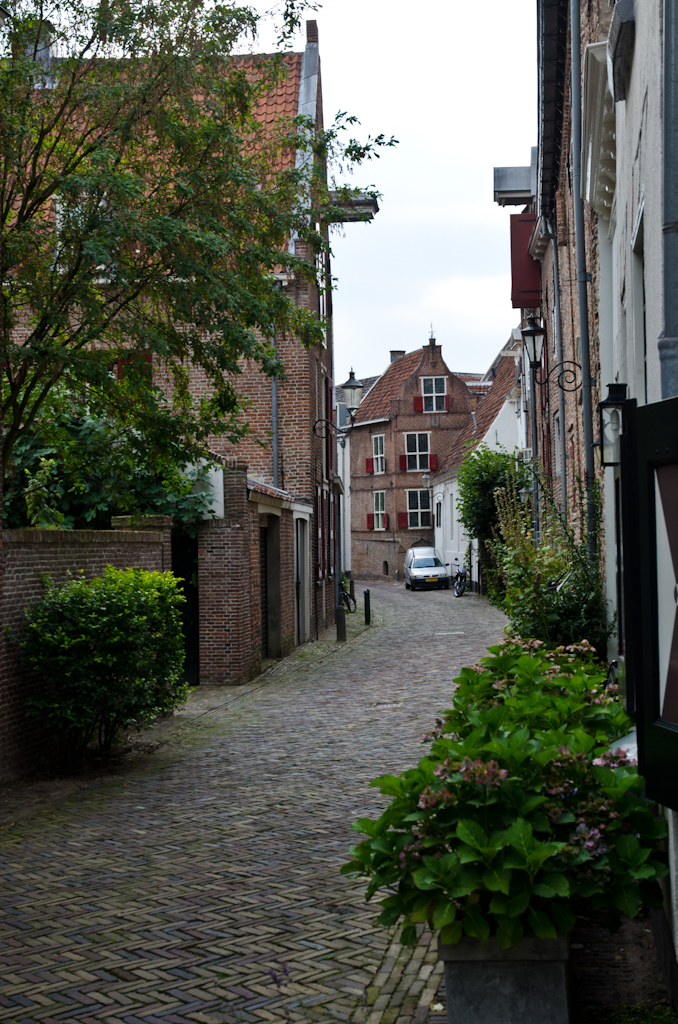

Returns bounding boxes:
[598,383,627,466]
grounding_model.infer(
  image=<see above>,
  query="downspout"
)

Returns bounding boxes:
[659,0,678,397]
[271,368,279,489]
[570,0,597,557]
[546,217,568,524]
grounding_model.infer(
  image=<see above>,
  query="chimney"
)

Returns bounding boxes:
[390,350,405,363]
[306,20,318,42]
[429,328,436,362]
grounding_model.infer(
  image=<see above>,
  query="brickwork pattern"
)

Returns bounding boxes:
[0,526,169,781]
[0,582,508,1023]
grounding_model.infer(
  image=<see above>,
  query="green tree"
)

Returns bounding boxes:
[456,445,528,595]
[0,0,395,471]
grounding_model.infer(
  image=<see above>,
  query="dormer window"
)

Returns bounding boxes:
[421,376,448,412]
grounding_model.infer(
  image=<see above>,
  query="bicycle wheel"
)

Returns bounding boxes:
[341,591,357,614]
[454,576,466,597]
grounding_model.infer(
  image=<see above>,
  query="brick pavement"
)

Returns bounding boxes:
[0,582,507,1024]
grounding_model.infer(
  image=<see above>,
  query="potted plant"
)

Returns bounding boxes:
[343,640,668,1024]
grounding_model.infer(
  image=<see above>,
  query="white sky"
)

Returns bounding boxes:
[251,0,537,384]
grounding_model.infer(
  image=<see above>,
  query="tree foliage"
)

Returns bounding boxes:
[456,445,529,543]
[3,384,216,530]
[0,0,396,470]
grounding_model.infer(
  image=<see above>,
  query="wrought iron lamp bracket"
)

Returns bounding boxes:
[534,360,583,392]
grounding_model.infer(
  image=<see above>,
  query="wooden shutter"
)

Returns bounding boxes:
[430,454,438,471]
[383,512,389,530]
[329,492,335,576]
[445,394,450,411]
[399,454,407,472]
[414,396,424,413]
[398,512,408,530]
[366,457,374,474]
[367,513,374,530]
[510,212,541,309]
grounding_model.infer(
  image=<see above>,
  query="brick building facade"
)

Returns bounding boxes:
[349,338,475,580]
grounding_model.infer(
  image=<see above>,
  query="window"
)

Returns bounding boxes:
[372,434,385,473]
[413,556,443,568]
[436,501,441,528]
[421,376,447,412]
[406,432,429,470]
[407,489,431,528]
[374,491,386,530]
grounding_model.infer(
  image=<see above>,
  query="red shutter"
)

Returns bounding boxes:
[414,396,424,413]
[399,454,407,472]
[366,457,374,474]
[430,454,438,471]
[398,512,408,530]
[383,513,389,530]
[445,394,449,411]
[367,513,374,530]
[510,212,541,308]
[329,492,335,576]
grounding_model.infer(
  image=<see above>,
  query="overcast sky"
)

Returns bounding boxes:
[252,0,537,384]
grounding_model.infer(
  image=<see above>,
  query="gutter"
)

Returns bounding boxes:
[659,0,678,397]
[570,0,597,556]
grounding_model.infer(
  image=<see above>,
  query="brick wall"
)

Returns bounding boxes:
[350,347,474,580]
[0,525,170,781]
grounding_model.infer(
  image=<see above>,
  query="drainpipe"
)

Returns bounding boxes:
[659,0,678,397]
[570,0,597,557]
[546,217,568,524]
[271,367,279,489]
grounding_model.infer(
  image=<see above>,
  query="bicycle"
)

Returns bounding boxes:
[340,579,357,613]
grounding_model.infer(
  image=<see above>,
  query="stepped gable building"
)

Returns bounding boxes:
[349,337,475,580]
[172,20,378,685]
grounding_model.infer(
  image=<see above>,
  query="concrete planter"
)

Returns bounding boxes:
[438,934,570,1024]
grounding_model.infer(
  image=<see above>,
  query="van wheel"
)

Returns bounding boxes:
[405,581,410,589]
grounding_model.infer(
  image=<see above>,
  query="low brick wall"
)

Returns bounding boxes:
[0,525,170,782]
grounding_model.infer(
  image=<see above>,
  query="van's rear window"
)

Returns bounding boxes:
[413,557,442,568]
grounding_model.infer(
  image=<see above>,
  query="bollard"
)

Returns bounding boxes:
[336,605,347,642]
[349,578,355,600]
[364,588,371,625]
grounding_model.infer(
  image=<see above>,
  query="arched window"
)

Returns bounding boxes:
[383,560,389,576]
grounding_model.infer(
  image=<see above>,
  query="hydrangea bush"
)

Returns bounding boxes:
[343,640,667,949]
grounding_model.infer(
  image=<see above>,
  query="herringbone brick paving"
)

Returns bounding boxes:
[0,582,507,1024]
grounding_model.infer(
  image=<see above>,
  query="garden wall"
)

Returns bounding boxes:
[0,521,171,782]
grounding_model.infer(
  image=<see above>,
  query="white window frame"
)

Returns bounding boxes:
[407,489,431,528]
[405,432,430,471]
[374,490,386,530]
[421,376,448,412]
[372,434,385,474]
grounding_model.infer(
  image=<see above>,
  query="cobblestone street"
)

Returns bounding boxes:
[0,583,507,1024]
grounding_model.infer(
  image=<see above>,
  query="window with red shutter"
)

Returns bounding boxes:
[366,457,374,474]
[383,513,389,530]
[367,513,374,530]
[430,454,438,471]
[398,512,408,530]
[414,396,424,413]
[399,454,407,472]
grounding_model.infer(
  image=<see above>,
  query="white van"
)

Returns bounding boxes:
[403,547,449,591]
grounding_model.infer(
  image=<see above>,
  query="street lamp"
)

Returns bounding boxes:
[599,383,627,467]
[521,316,546,542]
[340,369,364,421]
[521,315,546,369]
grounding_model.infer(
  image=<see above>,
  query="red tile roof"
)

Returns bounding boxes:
[434,356,519,476]
[247,477,294,501]
[352,350,424,423]
[233,52,304,170]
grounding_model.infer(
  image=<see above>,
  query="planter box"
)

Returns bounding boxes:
[438,934,570,1024]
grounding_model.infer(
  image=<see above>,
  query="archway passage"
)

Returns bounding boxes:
[383,560,389,575]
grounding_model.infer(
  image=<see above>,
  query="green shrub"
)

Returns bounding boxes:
[18,566,187,756]
[344,640,667,950]
[491,473,612,656]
